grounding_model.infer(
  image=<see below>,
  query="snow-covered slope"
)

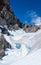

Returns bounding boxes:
[0,29,41,65]
[4,29,41,51]
[11,48,41,65]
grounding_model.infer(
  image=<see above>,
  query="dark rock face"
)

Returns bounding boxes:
[0,17,6,26]
[0,33,11,58]
[0,49,5,58]
[0,0,22,29]
[0,33,5,58]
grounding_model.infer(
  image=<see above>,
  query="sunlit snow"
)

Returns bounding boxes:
[0,29,41,65]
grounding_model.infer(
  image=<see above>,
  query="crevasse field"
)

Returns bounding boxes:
[0,29,41,65]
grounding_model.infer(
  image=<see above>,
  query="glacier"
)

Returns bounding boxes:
[0,29,41,65]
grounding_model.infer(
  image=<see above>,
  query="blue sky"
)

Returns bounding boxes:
[10,0,41,24]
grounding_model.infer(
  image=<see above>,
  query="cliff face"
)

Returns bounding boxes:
[0,0,22,29]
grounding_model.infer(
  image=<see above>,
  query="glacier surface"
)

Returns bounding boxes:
[0,29,41,65]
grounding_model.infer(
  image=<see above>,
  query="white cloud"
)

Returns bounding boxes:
[32,17,41,25]
[25,10,41,25]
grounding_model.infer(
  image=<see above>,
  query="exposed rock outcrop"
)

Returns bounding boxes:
[0,32,11,58]
[22,23,40,32]
[0,0,22,29]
